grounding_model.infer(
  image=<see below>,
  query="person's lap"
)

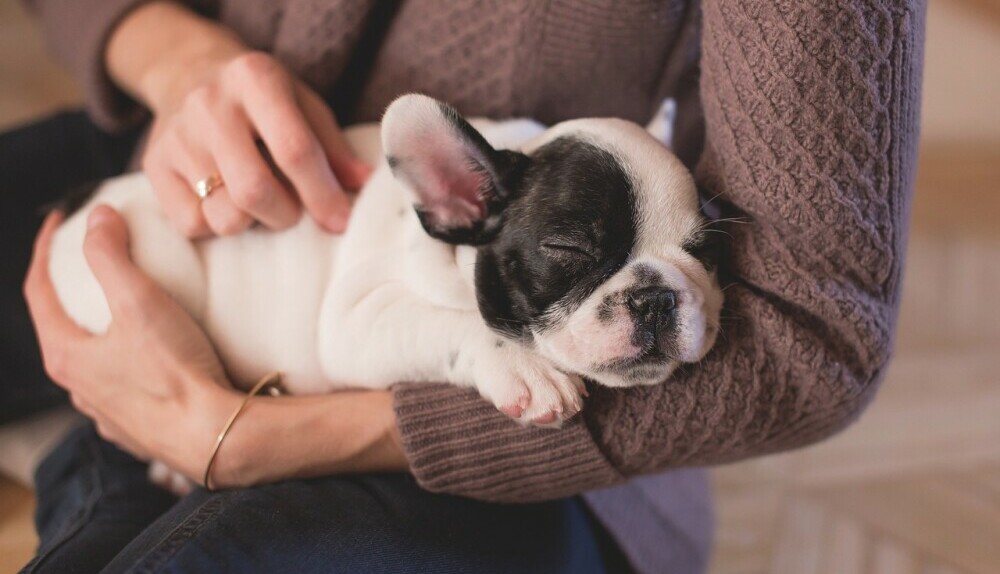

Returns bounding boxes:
[4,112,614,573]
[21,425,178,573]
[23,424,607,574]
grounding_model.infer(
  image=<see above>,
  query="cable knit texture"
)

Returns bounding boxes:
[589,0,924,475]
[25,1,924,566]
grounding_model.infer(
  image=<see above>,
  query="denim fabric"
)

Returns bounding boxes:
[22,425,609,573]
[21,426,177,574]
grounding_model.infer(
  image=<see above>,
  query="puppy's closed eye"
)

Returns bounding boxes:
[540,241,598,265]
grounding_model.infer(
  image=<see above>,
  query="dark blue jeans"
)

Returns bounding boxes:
[4,112,621,573]
[22,425,608,573]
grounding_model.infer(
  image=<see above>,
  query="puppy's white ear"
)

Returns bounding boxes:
[381,94,526,245]
[645,98,676,149]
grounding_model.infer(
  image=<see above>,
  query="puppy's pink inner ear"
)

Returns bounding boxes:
[421,195,483,229]
[403,130,490,228]
[422,157,487,221]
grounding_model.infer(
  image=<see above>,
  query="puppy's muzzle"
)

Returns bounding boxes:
[627,286,677,349]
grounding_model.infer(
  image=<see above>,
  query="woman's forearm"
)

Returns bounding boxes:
[210,389,408,488]
[105,1,246,114]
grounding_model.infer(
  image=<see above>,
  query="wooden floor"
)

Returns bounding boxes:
[1,1,999,573]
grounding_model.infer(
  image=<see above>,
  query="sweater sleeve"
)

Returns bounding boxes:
[21,0,217,132]
[392,0,926,502]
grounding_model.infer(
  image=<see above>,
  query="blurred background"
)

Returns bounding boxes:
[1,1,998,572]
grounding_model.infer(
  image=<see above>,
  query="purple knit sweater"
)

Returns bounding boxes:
[24,1,926,571]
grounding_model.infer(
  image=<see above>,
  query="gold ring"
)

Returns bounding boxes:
[193,174,223,200]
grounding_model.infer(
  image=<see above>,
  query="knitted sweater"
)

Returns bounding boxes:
[25,1,925,570]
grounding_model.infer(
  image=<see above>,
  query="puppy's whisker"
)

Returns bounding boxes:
[701,190,727,205]
[710,217,751,226]
[700,228,732,239]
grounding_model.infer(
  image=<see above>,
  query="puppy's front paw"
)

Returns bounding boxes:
[473,342,585,426]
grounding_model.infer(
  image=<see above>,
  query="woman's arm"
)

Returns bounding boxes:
[210,391,407,487]
[387,0,927,501]
[21,0,217,130]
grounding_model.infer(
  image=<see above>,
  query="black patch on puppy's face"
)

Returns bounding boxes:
[474,136,638,338]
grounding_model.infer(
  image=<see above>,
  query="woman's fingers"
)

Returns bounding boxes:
[200,187,254,236]
[23,213,94,382]
[144,132,212,238]
[235,55,352,232]
[82,206,165,319]
[297,85,373,190]
[145,52,364,236]
[72,393,139,454]
[73,387,150,461]
[93,415,150,461]
[168,117,255,236]
[208,107,301,230]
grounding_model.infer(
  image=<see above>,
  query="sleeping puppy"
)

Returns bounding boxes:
[49,94,722,436]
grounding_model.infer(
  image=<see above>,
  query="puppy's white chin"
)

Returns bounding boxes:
[589,362,678,388]
[534,321,714,389]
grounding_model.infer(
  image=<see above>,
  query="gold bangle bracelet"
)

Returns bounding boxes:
[203,372,283,492]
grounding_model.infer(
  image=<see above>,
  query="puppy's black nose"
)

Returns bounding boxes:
[627,286,677,335]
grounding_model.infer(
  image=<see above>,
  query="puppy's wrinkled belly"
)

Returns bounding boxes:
[48,173,342,394]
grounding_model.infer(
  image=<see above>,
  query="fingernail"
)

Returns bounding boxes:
[327,210,350,232]
[340,161,373,189]
[355,160,374,178]
[87,207,112,230]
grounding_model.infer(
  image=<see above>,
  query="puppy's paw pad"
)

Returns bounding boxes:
[482,379,530,420]
[531,410,559,425]
[499,402,526,418]
[474,343,584,424]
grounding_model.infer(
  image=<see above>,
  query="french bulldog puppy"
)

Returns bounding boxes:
[49,95,722,431]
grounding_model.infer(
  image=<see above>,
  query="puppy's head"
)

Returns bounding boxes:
[382,94,722,387]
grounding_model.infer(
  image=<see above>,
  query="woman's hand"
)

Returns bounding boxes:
[25,208,407,488]
[107,2,372,237]
[24,208,239,479]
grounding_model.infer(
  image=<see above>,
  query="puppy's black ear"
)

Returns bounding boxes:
[381,94,527,245]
